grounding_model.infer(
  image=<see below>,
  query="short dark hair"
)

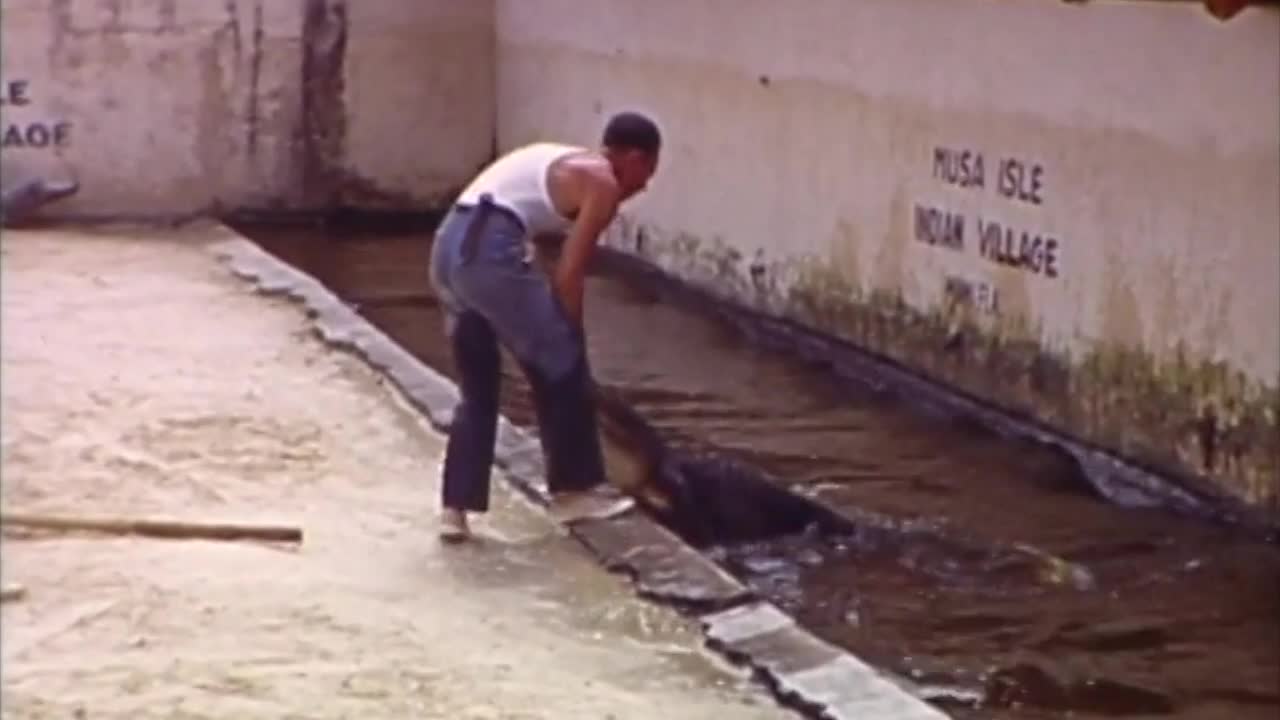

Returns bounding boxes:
[602,112,661,155]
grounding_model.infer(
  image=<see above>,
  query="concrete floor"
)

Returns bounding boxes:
[0,225,795,720]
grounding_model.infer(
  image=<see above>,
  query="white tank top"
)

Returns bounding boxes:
[456,142,584,236]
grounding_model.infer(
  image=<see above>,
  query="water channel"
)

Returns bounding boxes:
[235,220,1279,720]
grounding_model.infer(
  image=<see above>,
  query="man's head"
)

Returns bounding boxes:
[601,111,661,201]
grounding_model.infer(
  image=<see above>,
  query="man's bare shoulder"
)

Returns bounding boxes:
[548,151,619,207]
[558,151,614,183]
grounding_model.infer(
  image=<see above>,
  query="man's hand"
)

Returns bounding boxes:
[554,268,586,329]
[554,165,620,328]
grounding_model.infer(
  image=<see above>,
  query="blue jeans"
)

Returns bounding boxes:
[429,196,607,512]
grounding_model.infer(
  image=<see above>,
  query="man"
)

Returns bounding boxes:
[428,111,662,542]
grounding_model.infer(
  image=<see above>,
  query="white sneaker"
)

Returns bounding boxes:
[548,487,636,524]
[438,508,470,543]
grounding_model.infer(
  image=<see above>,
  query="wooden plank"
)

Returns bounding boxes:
[1,512,302,543]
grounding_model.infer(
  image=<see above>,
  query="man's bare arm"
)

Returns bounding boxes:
[554,169,620,328]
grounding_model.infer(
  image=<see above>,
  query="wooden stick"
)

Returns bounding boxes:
[1,512,302,543]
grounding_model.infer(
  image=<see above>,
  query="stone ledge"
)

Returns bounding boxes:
[704,603,949,720]
[570,513,751,611]
[210,230,951,720]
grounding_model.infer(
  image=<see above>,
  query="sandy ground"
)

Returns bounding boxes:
[0,225,792,719]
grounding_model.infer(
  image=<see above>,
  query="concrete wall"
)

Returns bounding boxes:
[0,0,494,218]
[4,0,1274,512]
[310,0,495,210]
[496,0,1280,511]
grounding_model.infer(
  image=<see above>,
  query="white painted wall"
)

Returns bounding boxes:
[496,0,1279,387]
[0,0,494,217]
[341,1,494,206]
[1,0,303,216]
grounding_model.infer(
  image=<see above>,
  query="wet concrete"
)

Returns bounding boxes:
[236,224,1280,720]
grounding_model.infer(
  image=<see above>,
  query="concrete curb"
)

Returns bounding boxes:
[209,230,950,720]
[704,603,948,720]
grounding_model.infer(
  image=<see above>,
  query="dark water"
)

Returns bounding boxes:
[239,225,1280,720]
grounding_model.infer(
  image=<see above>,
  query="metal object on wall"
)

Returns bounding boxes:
[1,177,79,228]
